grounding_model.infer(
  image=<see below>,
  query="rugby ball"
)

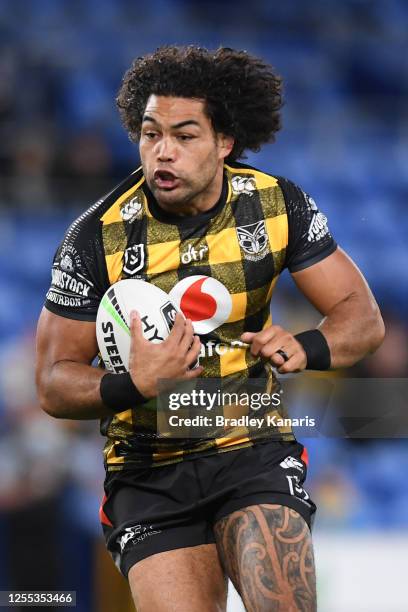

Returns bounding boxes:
[96,279,181,374]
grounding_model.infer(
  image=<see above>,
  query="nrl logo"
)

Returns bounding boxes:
[123,244,145,275]
[120,195,143,222]
[236,221,269,261]
[231,175,256,197]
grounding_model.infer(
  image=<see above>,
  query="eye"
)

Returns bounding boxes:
[178,134,195,141]
[144,131,158,140]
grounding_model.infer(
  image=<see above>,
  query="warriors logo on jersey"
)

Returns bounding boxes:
[236,221,269,262]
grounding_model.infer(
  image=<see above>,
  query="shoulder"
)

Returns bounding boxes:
[224,163,336,270]
[224,161,281,193]
[44,170,145,320]
[224,161,308,207]
[226,162,319,210]
[224,161,310,216]
[64,168,145,243]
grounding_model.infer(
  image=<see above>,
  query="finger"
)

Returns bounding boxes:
[278,345,307,373]
[186,335,201,366]
[277,354,304,374]
[241,331,255,342]
[129,310,146,348]
[179,318,195,353]
[270,352,286,367]
[183,365,204,379]
[246,327,284,356]
[166,312,186,345]
[241,329,277,348]
[260,339,292,359]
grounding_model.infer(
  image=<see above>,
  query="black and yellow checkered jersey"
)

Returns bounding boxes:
[45,162,337,469]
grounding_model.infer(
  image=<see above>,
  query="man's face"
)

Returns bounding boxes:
[139,95,233,212]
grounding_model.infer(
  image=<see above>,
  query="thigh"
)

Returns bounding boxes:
[128,543,227,612]
[101,462,215,577]
[214,504,316,612]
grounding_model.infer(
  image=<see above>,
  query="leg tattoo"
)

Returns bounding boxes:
[214,504,316,612]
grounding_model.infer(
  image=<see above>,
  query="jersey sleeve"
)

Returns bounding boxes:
[277,177,337,273]
[44,208,109,321]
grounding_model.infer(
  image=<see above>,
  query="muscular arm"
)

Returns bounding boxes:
[36,309,111,420]
[292,247,385,368]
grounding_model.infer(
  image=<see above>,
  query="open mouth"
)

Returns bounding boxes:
[153,169,179,190]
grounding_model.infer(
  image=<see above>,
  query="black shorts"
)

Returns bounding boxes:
[100,440,316,577]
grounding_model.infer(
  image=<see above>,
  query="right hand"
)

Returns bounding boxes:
[129,310,203,398]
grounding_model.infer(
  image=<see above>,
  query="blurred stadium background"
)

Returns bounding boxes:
[0,0,407,610]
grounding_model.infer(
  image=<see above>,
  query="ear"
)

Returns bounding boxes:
[217,134,234,160]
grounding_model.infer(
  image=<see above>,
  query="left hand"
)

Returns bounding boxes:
[241,325,307,373]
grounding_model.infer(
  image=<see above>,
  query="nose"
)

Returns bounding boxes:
[155,136,176,162]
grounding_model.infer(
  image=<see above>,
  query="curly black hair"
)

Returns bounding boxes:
[116,46,283,161]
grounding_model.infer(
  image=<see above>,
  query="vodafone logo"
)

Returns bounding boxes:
[169,275,232,335]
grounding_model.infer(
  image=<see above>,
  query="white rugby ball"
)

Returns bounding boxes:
[96,279,181,374]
